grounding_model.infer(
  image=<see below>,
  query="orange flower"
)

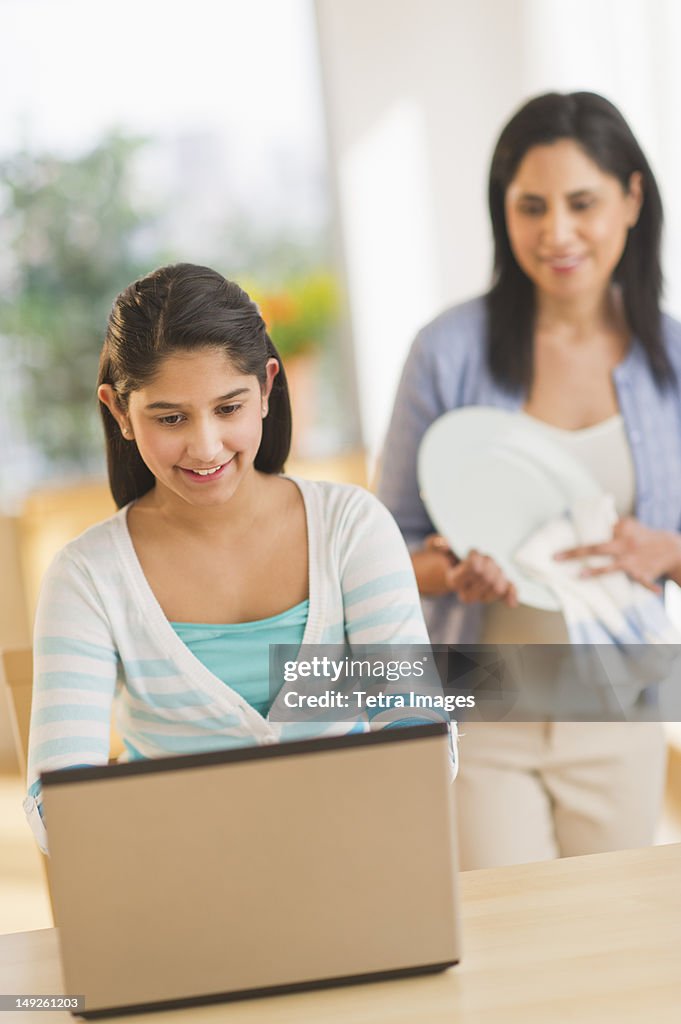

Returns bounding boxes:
[258,292,297,329]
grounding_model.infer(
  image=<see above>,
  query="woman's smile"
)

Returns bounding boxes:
[504,139,642,306]
[540,253,587,273]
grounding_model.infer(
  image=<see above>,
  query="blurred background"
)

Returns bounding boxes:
[2,0,681,929]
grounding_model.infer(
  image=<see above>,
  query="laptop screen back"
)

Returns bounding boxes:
[42,724,460,1016]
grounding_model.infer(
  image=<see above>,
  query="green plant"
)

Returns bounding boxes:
[0,133,161,470]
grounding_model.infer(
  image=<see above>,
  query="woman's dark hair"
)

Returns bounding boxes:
[98,263,292,508]
[487,91,671,391]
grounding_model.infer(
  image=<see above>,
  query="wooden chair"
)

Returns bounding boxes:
[0,648,33,777]
[0,646,54,917]
[1,645,128,922]
[1,643,124,769]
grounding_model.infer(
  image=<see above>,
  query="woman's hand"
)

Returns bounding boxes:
[555,517,681,591]
[411,534,518,606]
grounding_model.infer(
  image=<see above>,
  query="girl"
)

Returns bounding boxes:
[26,263,448,851]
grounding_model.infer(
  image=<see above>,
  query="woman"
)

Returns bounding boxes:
[25,263,447,852]
[378,92,681,868]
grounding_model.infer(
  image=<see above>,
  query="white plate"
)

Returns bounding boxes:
[417,408,603,610]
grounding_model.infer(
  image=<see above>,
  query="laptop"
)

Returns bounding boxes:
[41,722,461,1017]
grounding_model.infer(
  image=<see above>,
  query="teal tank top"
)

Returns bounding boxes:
[171,600,309,718]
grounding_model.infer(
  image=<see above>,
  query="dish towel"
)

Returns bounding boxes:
[513,495,681,712]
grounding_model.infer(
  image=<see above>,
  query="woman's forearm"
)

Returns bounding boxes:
[411,548,457,597]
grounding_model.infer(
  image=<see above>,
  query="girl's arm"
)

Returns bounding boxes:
[26,549,118,852]
[339,488,432,647]
[338,488,457,773]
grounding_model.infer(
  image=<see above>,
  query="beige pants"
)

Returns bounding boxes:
[454,721,667,870]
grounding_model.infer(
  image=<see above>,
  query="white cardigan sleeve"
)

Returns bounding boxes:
[337,488,431,645]
[336,488,457,775]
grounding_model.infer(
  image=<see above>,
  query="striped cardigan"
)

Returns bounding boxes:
[26,478,451,850]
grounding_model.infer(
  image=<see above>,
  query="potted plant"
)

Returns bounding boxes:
[249,271,340,455]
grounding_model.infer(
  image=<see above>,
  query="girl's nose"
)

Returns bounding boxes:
[185,421,224,463]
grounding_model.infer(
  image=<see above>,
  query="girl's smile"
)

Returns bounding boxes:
[178,458,235,482]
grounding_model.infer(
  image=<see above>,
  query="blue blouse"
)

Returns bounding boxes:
[171,600,309,718]
[378,296,681,644]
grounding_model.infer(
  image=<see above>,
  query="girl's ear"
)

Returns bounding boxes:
[98,384,133,439]
[261,358,280,416]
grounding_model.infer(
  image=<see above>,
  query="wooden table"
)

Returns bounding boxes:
[1,843,680,1023]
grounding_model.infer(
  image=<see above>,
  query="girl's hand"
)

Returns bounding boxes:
[412,535,518,606]
[555,517,681,592]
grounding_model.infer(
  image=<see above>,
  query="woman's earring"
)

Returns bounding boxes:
[262,403,268,417]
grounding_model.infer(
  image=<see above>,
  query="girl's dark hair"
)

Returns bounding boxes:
[98,263,292,508]
[487,91,671,391]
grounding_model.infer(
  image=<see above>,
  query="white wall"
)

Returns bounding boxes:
[316,0,524,462]
[315,0,681,460]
